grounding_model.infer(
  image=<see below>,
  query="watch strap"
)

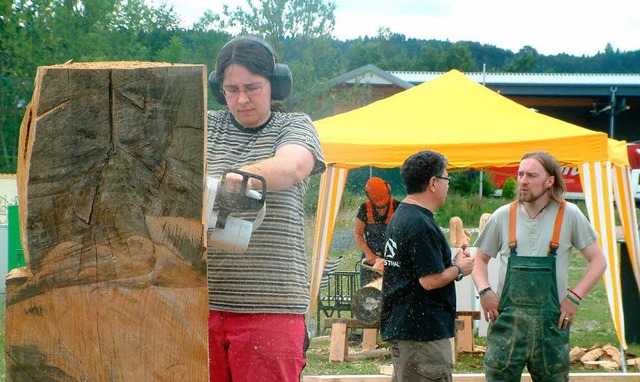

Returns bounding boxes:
[454,264,464,281]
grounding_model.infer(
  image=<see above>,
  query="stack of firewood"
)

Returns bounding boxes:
[571,344,640,370]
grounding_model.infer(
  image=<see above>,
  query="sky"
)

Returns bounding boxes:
[152,0,640,56]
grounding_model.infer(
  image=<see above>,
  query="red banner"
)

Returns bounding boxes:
[629,143,640,169]
[487,143,640,194]
[487,166,583,193]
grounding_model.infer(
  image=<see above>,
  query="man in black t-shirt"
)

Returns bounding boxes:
[381,150,474,382]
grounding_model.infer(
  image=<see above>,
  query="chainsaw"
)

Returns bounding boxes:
[205,169,267,253]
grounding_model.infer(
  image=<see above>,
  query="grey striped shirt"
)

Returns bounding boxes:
[206,110,325,314]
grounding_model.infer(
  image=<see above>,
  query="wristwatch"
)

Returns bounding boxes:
[454,264,464,281]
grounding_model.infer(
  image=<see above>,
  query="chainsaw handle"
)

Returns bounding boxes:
[218,169,267,212]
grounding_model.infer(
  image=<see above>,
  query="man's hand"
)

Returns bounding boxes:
[454,245,474,276]
[480,290,500,322]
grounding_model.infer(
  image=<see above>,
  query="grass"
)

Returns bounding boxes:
[302,191,640,377]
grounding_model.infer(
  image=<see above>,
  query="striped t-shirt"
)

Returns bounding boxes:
[206,110,325,314]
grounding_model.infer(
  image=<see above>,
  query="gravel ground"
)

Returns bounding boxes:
[329,229,356,252]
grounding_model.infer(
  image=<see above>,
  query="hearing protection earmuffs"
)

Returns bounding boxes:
[209,36,293,105]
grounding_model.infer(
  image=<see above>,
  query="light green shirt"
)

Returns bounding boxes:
[474,201,598,301]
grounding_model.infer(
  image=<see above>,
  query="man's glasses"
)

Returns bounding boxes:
[436,176,450,184]
[221,82,267,99]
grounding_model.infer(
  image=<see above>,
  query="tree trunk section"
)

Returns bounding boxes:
[6,62,208,381]
[351,277,383,324]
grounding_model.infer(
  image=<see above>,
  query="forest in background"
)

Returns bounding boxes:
[2,0,640,174]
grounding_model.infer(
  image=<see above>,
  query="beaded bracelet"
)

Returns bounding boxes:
[566,293,581,305]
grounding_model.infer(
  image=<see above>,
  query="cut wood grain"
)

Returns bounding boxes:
[6,61,208,381]
[351,277,382,324]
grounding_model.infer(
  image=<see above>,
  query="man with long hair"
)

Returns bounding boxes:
[472,151,606,381]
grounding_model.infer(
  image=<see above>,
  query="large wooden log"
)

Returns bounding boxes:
[351,277,383,324]
[7,62,208,381]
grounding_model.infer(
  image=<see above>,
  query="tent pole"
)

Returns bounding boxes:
[621,346,626,372]
[479,64,486,198]
[609,87,617,138]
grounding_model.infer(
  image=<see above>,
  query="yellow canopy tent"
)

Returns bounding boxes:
[308,69,640,351]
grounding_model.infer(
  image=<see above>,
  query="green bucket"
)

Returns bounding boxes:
[7,204,25,270]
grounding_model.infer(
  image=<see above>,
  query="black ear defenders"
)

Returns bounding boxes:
[209,36,293,105]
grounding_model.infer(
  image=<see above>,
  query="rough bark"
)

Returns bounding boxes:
[6,62,209,381]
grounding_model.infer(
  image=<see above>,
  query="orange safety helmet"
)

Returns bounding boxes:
[365,177,391,206]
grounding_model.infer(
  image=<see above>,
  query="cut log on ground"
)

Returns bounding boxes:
[6,62,208,381]
[571,344,640,371]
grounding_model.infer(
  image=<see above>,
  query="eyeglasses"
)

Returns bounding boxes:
[221,82,267,99]
[435,176,450,184]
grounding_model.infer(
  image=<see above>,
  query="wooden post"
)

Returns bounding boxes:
[329,322,349,362]
[6,62,209,381]
[362,328,378,351]
[455,311,481,354]
[449,337,457,365]
[325,318,384,362]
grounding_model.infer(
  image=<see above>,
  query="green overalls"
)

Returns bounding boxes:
[484,201,571,382]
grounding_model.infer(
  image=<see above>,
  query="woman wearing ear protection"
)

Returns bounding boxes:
[206,35,326,382]
[354,177,400,285]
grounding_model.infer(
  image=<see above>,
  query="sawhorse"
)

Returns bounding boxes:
[324,318,388,362]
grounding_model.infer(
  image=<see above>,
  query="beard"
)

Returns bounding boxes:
[518,188,547,204]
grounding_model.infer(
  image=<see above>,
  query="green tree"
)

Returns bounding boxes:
[443,42,475,71]
[501,177,517,199]
[344,38,383,69]
[0,0,61,173]
[505,45,539,72]
[0,0,181,173]
[283,36,345,114]
[221,0,336,45]
[373,29,415,70]
[417,43,447,71]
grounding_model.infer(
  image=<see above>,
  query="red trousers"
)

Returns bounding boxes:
[208,310,307,382]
